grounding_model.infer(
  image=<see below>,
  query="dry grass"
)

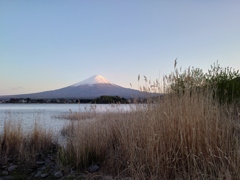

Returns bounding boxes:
[58,75,240,179]
[0,120,57,165]
[54,104,128,121]
[54,111,97,121]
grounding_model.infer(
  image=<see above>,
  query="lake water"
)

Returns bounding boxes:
[0,104,131,135]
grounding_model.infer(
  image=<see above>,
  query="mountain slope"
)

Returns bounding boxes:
[0,75,156,100]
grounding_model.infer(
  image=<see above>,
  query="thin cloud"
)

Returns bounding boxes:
[11,86,24,91]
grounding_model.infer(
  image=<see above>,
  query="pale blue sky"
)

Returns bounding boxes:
[1,1,240,95]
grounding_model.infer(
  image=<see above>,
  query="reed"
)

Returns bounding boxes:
[58,62,240,179]
[0,120,57,165]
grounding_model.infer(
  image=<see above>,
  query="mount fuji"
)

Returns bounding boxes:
[1,75,154,100]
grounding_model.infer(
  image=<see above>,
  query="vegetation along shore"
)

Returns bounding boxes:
[1,62,240,179]
[0,96,129,104]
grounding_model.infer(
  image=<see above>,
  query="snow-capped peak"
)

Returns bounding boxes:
[71,75,114,87]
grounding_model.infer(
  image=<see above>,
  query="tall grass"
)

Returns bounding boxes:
[0,120,57,165]
[59,63,240,179]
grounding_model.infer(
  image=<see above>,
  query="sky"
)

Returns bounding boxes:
[0,0,240,95]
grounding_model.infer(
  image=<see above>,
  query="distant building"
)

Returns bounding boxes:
[19,99,27,103]
[46,100,51,103]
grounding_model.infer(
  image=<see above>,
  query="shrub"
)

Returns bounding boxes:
[169,61,240,105]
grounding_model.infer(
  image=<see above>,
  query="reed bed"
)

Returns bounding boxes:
[53,105,98,121]
[58,90,240,179]
[0,121,57,165]
[54,111,97,121]
[59,63,240,179]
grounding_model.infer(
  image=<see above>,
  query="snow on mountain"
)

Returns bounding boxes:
[71,75,115,86]
[0,75,160,100]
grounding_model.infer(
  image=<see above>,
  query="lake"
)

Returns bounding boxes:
[0,104,132,135]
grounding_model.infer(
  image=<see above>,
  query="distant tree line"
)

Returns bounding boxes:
[2,96,130,104]
[92,96,129,104]
[4,98,92,104]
